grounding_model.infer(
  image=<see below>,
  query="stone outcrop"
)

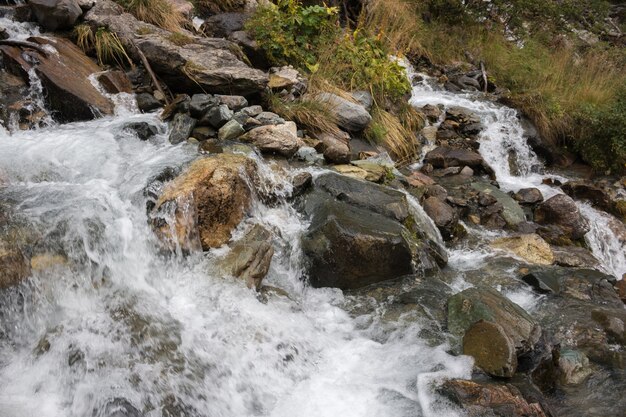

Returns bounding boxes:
[84,0,267,96]
[150,154,257,252]
[0,36,113,122]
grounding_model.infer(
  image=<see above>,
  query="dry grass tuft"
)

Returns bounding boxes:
[74,25,133,68]
[364,0,425,57]
[267,93,340,135]
[366,108,420,166]
[116,0,185,32]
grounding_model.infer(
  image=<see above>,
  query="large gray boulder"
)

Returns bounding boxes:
[316,92,371,132]
[84,0,267,95]
[29,0,82,31]
[534,194,589,241]
[301,173,447,289]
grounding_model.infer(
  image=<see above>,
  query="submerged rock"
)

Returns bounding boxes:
[439,379,548,417]
[221,224,274,290]
[463,320,518,377]
[0,243,31,290]
[150,154,257,251]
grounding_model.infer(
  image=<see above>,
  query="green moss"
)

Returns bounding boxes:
[167,32,193,46]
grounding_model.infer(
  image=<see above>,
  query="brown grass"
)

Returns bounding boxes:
[366,108,420,166]
[267,93,340,135]
[117,0,185,32]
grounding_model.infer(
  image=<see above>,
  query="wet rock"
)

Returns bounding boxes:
[534,194,589,241]
[97,70,132,94]
[421,104,442,122]
[217,119,244,141]
[558,349,592,385]
[136,93,162,112]
[551,246,598,268]
[189,93,217,118]
[514,188,544,205]
[616,279,626,303]
[221,224,274,290]
[151,154,256,251]
[463,320,518,377]
[100,398,143,417]
[472,182,526,227]
[423,197,458,239]
[239,122,300,157]
[349,161,387,183]
[29,0,82,31]
[123,122,158,140]
[1,36,113,122]
[447,287,542,357]
[168,113,196,144]
[406,171,435,187]
[216,94,248,111]
[302,195,415,290]
[198,138,223,154]
[84,0,268,96]
[561,180,613,213]
[491,234,555,265]
[291,171,312,197]
[425,146,494,177]
[316,131,350,164]
[316,92,371,132]
[521,267,621,306]
[0,243,31,290]
[202,104,233,128]
[439,379,548,417]
[591,308,625,344]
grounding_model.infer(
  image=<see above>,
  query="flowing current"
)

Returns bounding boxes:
[0,85,471,416]
[409,71,626,280]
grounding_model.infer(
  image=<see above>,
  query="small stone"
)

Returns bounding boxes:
[291,172,313,197]
[463,320,517,378]
[468,214,480,224]
[255,111,285,126]
[558,349,592,385]
[191,126,217,141]
[202,104,233,128]
[218,120,245,141]
[514,188,544,204]
[240,105,263,117]
[216,95,248,111]
[460,166,474,176]
[153,90,166,102]
[123,122,158,141]
[136,93,162,113]
[189,94,217,118]
[168,113,197,145]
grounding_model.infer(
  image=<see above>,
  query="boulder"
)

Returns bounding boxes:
[254,111,284,126]
[221,224,274,290]
[534,194,589,240]
[351,90,373,111]
[562,180,613,212]
[447,287,542,356]
[423,196,458,238]
[150,154,256,251]
[316,92,371,132]
[463,320,518,377]
[136,93,162,113]
[0,36,113,122]
[513,188,544,205]
[217,119,244,141]
[189,94,218,118]
[168,113,196,144]
[491,234,555,265]
[216,94,248,111]
[302,195,415,290]
[239,122,300,157]
[301,173,448,289]
[471,182,526,228]
[29,0,82,31]
[268,66,302,90]
[558,349,592,385]
[200,12,246,38]
[202,104,233,128]
[439,379,548,417]
[84,0,267,96]
[316,131,350,164]
[425,146,494,177]
[551,246,599,268]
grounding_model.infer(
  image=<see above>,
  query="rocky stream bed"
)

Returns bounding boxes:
[1,1,625,417]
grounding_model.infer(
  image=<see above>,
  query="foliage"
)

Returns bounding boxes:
[114,0,184,32]
[74,25,133,68]
[574,89,626,174]
[245,0,339,68]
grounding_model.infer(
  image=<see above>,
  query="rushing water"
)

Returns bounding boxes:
[408,70,626,280]
[0,35,478,414]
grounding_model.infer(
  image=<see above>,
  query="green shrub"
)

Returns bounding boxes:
[575,90,626,174]
[245,0,339,69]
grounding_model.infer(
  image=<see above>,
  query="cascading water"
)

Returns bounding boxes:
[0,63,471,417]
[407,68,626,280]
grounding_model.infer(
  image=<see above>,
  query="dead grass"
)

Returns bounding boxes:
[74,24,133,68]
[267,93,340,135]
[366,108,420,166]
[116,0,185,32]
[364,0,425,57]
